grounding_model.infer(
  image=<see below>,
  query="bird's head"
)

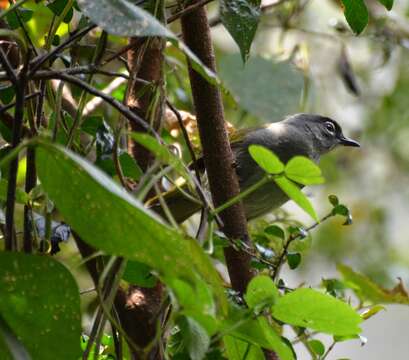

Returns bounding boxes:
[285,114,360,156]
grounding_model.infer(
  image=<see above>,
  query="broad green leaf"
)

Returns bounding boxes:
[35,143,227,314]
[248,145,284,174]
[178,316,210,360]
[308,339,325,356]
[245,275,279,310]
[340,0,369,35]
[219,54,303,121]
[0,179,29,204]
[220,0,261,62]
[77,0,219,86]
[225,310,295,360]
[378,0,393,10]
[274,176,318,221]
[337,264,409,304]
[0,253,81,360]
[223,336,264,360]
[284,156,324,185]
[0,313,30,360]
[272,288,362,336]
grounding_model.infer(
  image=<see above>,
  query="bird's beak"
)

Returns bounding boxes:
[339,135,360,147]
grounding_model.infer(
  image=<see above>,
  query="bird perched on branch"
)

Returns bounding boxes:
[148,113,360,223]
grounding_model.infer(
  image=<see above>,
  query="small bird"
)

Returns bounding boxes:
[149,113,360,222]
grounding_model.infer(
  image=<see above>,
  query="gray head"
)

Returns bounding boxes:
[284,113,360,156]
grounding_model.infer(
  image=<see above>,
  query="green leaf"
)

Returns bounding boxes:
[225,311,295,360]
[219,54,303,121]
[122,261,157,288]
[337,264,409,304]
[220,0,261,62]
[77,0,171,37]
[284,156,324,185]
[178,316,210,360]
[248,145,284,174]
[48,0,74,23]
[35,142,227,314]
[245,275,279,310]
[274,176,318,221]
[223,336,264,360]
[77,0,219,86]
[0,253,81,360]
[5,7,33,30]
[264,225,285,240]
[308,339,325,356]
[0,179,29,204]
[272,288,362,336]
[0,85,15,105]
[378,0,393,10]
[287,252,301,270]
[340,0,369,35]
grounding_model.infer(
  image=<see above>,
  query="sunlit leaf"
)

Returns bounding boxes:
[284,156,324,185]
[274,176,318,221]
[223,336,264,360]
[0,253,81,360]
[224,309,295,360]
[248,145,284,174]
[245,275,279,310]
[272,288,362,336]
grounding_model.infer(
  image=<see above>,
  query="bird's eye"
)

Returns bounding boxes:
[325,121,335,133]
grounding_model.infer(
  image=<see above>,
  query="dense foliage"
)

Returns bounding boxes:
[0,0,408,359]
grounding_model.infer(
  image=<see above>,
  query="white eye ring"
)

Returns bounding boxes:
[325,121,335,133]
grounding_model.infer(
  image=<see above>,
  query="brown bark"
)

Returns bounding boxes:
[126,37,165,171]
[180,3,254,295]
[180,4,278,359]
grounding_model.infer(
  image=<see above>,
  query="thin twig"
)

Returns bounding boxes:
[27,70,161,140]
[2,52,28,251]
[29,24,97,74]
[272,212,334,280]
[0,47,18,84]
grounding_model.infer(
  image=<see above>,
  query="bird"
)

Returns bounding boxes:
[148,113,360,223]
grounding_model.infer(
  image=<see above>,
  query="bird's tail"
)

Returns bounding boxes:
[146,184,202,223]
